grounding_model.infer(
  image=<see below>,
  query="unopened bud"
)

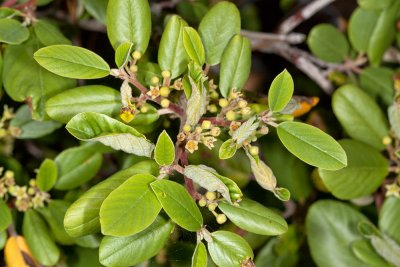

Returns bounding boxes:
[161,99,170,108]
[159,86,170,97]
[216,214,227,224]
[205,191,216,201]
[161,70,171,78]
[201,120,212,129]
[219,99,229,108]
[132,50,142,60]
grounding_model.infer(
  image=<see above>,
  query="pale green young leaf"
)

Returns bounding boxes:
[319,139,388,200]
[192,242,207,267]
[37,158,57,191]
[218,199,288,236]
[183,26,205,66]
[232,116,259,145]
[154,130,175,166]
[106,0,151,52]
[246,151,277,192]
[34,20,71,46]
[0,199,11,232]
[66,112,155,157]
[219,34,251,98]
[115,42,133,68]
[198,1,241,65]
[34,45,110,79]
[273,187,291,202]
[219,139,237,160]
[348,7,380,52]
[46,85,121,124]
[0,18,29,44]
[268,69,294,113]
[277,121,347,170]
[99,217,173,267]
[151,179,203,231]
[307,24,349,63]
[208,231,254,267]
[100,174,161,236]
[64,161,158,237]
[332,85,389,150]
[185,76,207,125]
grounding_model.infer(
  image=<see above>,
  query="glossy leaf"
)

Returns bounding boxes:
[219,34,251,98]
[106,0,151,52]
[352,239,392,267]
[154,130,175,166]
[332,85,389,150]
[100,174,161,236]
[0,199,11,232]
[0,18,29,44]
[348,7,380,52]
[358,0,392,10]
[359,67,393,106]
[183,26,205,66]
[99,217,174,267]
[75,234,101,248]
[268,69,294,113]
[319,139,388,200]
[198,1,241,65]
[34,45,110,79]
[208,231,254,267]
[219,139,237,160]
[64,161,158,237]
[54,143,102,190]
[115,42,133,68]
[307,24,349,63]
[151,179,203,231]
[23,210,60,266]
[219,199,287,235]
[306,200,368,267]
[37,158,57,191]
[274,187,291,201]
[136,61,162,86]
[46,85,120,123]
[158,15,188,79]
[379,197,400,244]
[192,242,207,267]
[388,103,400,140]
[82,0,108,24]
[66,112,154,157]
[34,19,71,46]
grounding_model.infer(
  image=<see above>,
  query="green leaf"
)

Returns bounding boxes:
[106,0,151,52]
[183,27,205,66]
[34,19,71,46]
[46,85,120,124]
[154,130,175,166]
[219,139,237,160]
[0,199,11,232]
[54,143,103,190]
[268,69,294,113]
[307,24,349,63]
[246,151,277,192]
[37,158,57,191]
[352,240,392,267]
[192,242,207,267]
[100,174,161,236]
[99,217,174,267]
[0,231,6,250]
[306,200,369,267]
[388,103,400,140]
[255,237,298,267]
[151,179,203,231]
[348,7,380,52]
[274,187,291,201]
[37,200,75,245]
[158,15,188,79]
[3,37,76,120]
[136,61,162,86]
[66,112,154,157]
[359,67,394,106]
[75,234,101,248]
[319,139,388,200]
[277,121,347,170]
[81,0,108,24]
[219,34,251,98]
[232,116,259,145]
[185,75,207,125]
[9,105,61,139]
[0,18,29,44]
[64,161,158,237]
[115,42,133,68]
[34,45,110,79]
[358,0,393,10]
[379,197,400,244]
[0,7,21,19]
[199,1,241,65]
[332,85,389,150]
[208,231,254,267]
[23,210,60,266]
[218,199,288,236]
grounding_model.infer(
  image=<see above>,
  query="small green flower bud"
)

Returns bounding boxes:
[159,86,170,97]
[161,70,171,78]
[216,214,227,224]
[249,146,259,156]
[183,124,192,133]
[198,197,207,207]
[208,203,218,211]
[151,76,160,85]
[219,99,229,108]
[161,99,170,108]
[129,64,138,73]
[205,191,216,201]
[132,50,142,60]
[226,110,236,121]
[201,120,212,129]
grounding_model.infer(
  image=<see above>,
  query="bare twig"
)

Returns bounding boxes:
[383,47,400,64]
[277,0,336,34]
[241,30,306,46]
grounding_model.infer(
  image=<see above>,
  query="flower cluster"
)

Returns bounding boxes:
[0,106,18,155]
[198,191,227,224]
[178,121,221,154]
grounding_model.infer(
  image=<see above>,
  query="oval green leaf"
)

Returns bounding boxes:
[106,0,151,52]
[198,1,241,65]
[219,139,237,160]
[99,217,174,267]
[360,67,394,106]
[319,139,388,200]
[218,199,288,236]
[37,158,57,191]
[34,45,110,79]
[379,197,400,244]
[0,18,29,44]
[0,199,11,232]
[66,112,154,157]
[352,239,392,267]
[82,0,107,24]
[115,42,133,68]
[34,19,71,46]
[208,230,254,267]
[268,69,294,113]
[151,179,203,231]
[358,0,392,10]
[100,174,161,236]
[332,85,389,150]
[219,34,251,98]
[277,121,347,170]
[154,130,175,166]
[192,242,207,267]
[348,7,380,52]
[183,26,205,66]
[307,24,349,63]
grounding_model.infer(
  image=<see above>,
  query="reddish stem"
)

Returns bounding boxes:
[180,149,201,200]
[199,117,231,127]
